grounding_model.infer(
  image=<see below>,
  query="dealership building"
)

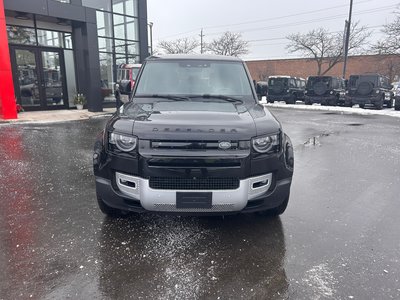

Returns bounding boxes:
[0,0,149,119]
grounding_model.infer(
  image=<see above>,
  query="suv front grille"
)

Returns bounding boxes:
[151,140,239,150]
[149,177,240,190]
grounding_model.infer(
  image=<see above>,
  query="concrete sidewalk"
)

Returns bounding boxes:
[0,108,116,124]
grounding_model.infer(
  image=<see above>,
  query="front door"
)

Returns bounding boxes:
[10,46,68,110]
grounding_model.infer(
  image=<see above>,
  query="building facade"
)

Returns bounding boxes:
[0,0,148,119]
[246,54,400,83]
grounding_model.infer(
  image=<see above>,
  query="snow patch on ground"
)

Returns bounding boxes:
[302,263,337,299]
[261,99,400,119]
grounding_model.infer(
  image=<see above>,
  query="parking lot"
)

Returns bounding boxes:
[0,107,399,299]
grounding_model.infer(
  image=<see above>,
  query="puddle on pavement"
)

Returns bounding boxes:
[346,123,364,126]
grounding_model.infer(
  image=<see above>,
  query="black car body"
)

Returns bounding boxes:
[93,55,294,216]
[255,81,268,100]
[346,74,393,109]
[267,76,306,104]
[305,76,346,106]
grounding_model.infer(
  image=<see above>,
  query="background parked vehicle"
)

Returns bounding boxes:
[255,81,268,100]
[345,74,393,109]
[267,76,306,104]
[395,86,400,111]
[305,76,346,106]
[115,63,142,107]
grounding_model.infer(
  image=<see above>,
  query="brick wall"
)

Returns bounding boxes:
[246,54,400,82]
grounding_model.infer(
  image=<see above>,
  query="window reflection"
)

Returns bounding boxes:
[99,52,115,102]
[112,0,138,16]
[37,30,63,47]
[96,11,113,38]
[7,26,36,45]
[82,0,111,11]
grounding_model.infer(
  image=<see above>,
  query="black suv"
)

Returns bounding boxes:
[305,76,346,106]
[346,74,393,109]
[267,76,306,104]
[93,55,294,217]
[255,80,268,100]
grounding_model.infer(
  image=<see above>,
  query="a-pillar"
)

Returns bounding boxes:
[0,0,17,119]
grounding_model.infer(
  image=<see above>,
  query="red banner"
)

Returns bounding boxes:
[0,0,17,119]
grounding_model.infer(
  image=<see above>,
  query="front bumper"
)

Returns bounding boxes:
[95,173,291,215]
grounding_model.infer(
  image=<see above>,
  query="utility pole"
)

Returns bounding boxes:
[342,0,353,78]
[200,29,204,54]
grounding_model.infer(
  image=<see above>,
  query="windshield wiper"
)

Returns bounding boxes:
[188,94,243,104]
[135,94,191,101]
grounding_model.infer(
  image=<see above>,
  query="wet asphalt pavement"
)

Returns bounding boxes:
[0,108,399,299]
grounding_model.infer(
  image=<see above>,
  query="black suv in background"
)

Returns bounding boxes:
[305,76,346,106]
[267,76,306,104]
[255,81,268,100]
[346,74,393,109]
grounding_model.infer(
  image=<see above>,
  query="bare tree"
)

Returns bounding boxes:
[286,21,370,75]
[206,32,249,57]
[157,37,199,54]
[373,13,400,55]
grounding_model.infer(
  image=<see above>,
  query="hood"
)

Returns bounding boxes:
[111,101,281,140]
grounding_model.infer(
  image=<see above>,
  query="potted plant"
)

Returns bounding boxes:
[74,93,86,110]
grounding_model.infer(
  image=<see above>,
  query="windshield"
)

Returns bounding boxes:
[135,60,254,101]
[268,78,288,86]
[307,76,332,87]
[349,75,378,87]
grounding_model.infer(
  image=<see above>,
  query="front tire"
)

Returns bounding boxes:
[375,95,384,110]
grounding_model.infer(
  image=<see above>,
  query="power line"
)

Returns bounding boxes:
[157,0,386,40]
[204,4,397,37]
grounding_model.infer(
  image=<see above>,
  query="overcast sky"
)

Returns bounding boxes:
[147,0,399,60]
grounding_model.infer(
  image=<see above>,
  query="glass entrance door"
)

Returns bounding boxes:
[13,48,41,108]
[10,46,68,110]
[41,50,65,107]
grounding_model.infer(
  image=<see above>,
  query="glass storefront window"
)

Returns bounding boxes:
[82,0,111,11]
[126,17,138,41]
[37,30,63,47]
[98,37,114,52]
[64,34,73,49]
[99,52,115,102]
[64,50,77,107]
[126,41,139,56]
[96,11,113,37]
[7,26,36,45]
[113,0,138,16]
[114,15,138,41]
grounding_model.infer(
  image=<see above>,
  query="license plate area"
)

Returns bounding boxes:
[176,192,212,209]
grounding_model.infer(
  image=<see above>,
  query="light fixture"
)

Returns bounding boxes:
[56,18,70,26]
[15,13,30,20]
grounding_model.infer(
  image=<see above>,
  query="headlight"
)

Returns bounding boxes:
[252,134,279,153]
[330,91,334,94]
[376,90,379,94]
[109,132,137,152]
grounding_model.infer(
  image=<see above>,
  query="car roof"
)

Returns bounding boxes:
[146,54,243,62]
[118,63,142,69]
